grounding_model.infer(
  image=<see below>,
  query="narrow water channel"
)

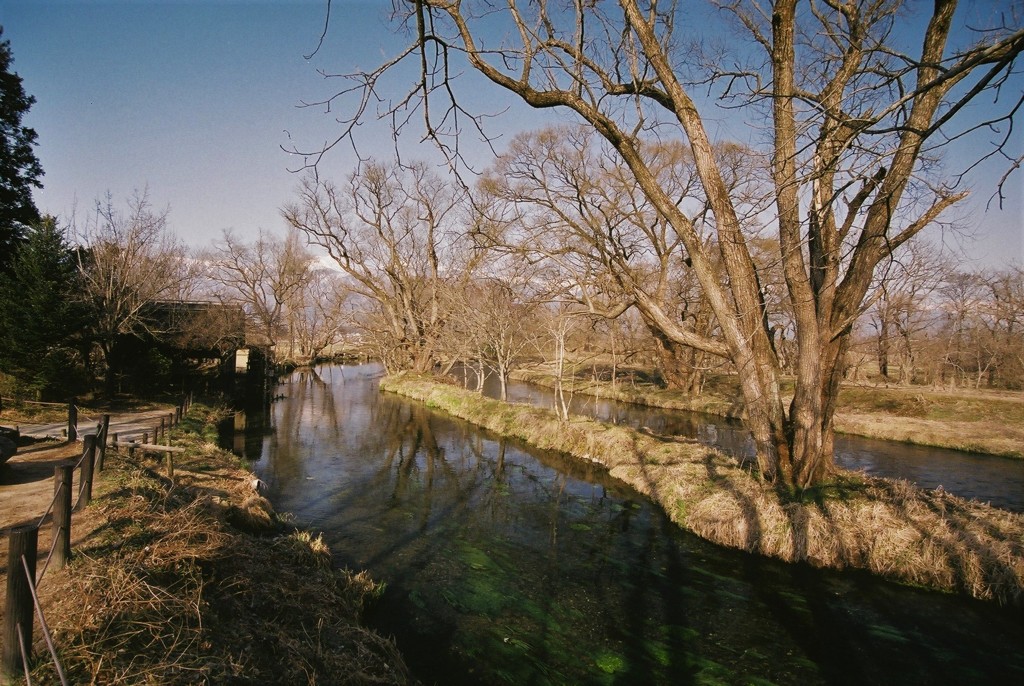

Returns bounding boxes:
[233,365,1023,685]
[480,374,1024,513]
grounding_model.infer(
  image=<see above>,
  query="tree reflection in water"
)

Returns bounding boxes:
[234,365,1024,685]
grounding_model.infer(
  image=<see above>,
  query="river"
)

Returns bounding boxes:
[479,373,1024,513]
[229,364,1023,685]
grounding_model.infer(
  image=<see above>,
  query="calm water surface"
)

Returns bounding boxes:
[236,365,1023,685]
[482,374,1024,512]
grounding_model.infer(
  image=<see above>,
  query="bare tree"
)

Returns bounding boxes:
[593,309,659,390]
[288,266,350,364]
[206,229,314,356]
[537,302,593,421]
[77,191,196,390]
[985,266,1024,388]
[867,245,950,384]
[458,272,543,401]
[283,159,481,373]
[313,0,1023,490]
[936,266,1024,389]
[478,127,763,392]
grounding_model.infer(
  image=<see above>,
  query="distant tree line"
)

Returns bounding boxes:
[278,150,1024,393]
[0,191,352,400]
[853,254,1024,390]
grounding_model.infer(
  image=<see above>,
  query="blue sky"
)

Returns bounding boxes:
[1,0,1021,268]
[1,0,411,245]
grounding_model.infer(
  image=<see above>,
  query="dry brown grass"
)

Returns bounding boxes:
[25,416,414,685]
[834,412,1024,457]
[385,373,1024,607]
[510,366,1024,458]
[510,367,740,417]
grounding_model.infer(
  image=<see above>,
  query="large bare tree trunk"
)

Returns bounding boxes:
[312,0,1023,492]
[648,326,705,394]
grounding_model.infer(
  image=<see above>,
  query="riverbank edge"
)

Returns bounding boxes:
[381,373,1024,607]
[508,369,1024,459]
[20,403,416,685]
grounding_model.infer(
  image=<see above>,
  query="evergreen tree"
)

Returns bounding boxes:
[0,25,43,271]
[0,217,87,399]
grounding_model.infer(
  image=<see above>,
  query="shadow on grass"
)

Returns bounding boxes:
[385,374,1024,607]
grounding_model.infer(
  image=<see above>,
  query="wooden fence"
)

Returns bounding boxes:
[1,396,192,683]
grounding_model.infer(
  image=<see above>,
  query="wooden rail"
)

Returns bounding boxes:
[1,395,192,681]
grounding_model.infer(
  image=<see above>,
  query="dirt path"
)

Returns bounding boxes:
[2,409,177,524]
[17,408,181,442]
[0,409,183,577]
[0,443,86,600]
[0,442,83,533]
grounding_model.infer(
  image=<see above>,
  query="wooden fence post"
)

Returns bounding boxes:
[175,405,182,425]
[96,415,111,471]
[2,525,38,680]
[52,465,73,570]
[67,400,77,443]
[159,417,166,441]
[77,435,96,510]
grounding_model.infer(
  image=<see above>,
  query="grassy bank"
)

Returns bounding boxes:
[27,403,414,685]
[382,374,1024,607]
[511,368,1024,458]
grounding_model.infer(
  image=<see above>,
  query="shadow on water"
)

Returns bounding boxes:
[230,365,1023,685]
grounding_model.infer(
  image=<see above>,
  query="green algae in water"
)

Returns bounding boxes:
[714,587,750,602]
[742,677,781,686]
[459,543,497,571]
[659,623,701,643]
[687,656,733,685]
[743,647,770,661]
[459,570,511,616]
[408,589,428,610]
[595,653,626,674]
[466,624,569,686]
[691,564,747,586]
[643,624,701,669]
[774,590,812,616]
[646,640,672,667]
[437,542,517,616]
[868,624,910,643]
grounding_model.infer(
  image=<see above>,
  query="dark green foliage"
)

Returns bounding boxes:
[0,26,44,271]
[0,217,88,398]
